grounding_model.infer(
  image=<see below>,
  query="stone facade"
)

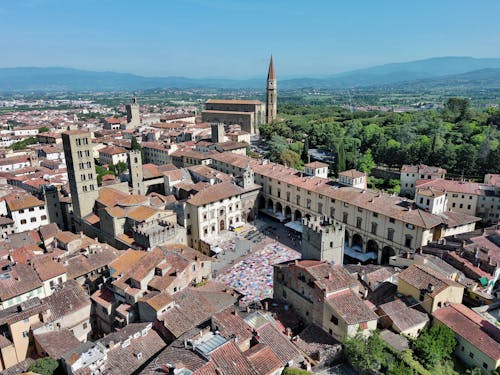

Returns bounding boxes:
[301,216,345,265]
[62,130,99,224]
[201,99,265,135]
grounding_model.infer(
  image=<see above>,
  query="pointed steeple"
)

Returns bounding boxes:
[267,55,276,81]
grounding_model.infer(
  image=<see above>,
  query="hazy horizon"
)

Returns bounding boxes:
[1,0,500,78]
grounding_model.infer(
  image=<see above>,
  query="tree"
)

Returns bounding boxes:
[357,149,375,175]
[387,179,401,195]
[344,331,387,373]
[131,136,142,151]
[301,137,310,161]
[336,142,346,174]
[115,161,128,175]
[412,324,456,369]
[28,358,59,375]
[280,149,302,169]
[444,97,471,122]
[267,134,288,161]
[456,143,477,177]
[11,137,38,150]
[38,126,50,133]
[388,359,416,375]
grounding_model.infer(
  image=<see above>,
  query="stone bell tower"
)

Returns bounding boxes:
[266,55,277,124]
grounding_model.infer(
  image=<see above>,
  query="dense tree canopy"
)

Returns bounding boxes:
[412,324,457,370]
[28,358,59,375]
[260,98,500,179]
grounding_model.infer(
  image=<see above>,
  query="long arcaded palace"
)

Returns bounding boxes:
[201,56,277,135]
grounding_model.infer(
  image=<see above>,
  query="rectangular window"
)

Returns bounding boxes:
[389,218,395,223]
[405,236,412,248]
[342,212,348,224]
[387,229,394,241]
[330,315,338,325]
[371,222,377,235]
[356,217,362,229]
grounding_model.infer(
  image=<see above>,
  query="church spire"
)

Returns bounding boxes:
[266,55,277,124]
[267,55,276,80]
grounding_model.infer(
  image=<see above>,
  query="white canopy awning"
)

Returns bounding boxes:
[259,208,287,222]
[344,246,378,262]
[212,246,223,254]
[285,221,303,233]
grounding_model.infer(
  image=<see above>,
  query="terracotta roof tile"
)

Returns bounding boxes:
[326,289,378,325]
[32,256,66,281]
[244,343,282,374]
[96,187,129,208]
[0,263,42,301]
[125,205,158,222]
[255,322,303,364]
[398,264,463,297]
[187,182,243,206]
[339,169,366,178]
[34,329,81,359]
[378,299,429,332]
[433,304,500,360]
[209,340,259,375]
[6,194,44,211]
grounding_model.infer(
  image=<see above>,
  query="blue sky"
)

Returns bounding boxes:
[1,0,499,78]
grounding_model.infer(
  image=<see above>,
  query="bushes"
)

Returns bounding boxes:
[344,328,460,375]
[28,358,59,375]
[282,368,311,375]
[412,325,456,370]
[344,331,390,373]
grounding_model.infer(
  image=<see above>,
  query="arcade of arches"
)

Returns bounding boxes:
[258,195,399,264]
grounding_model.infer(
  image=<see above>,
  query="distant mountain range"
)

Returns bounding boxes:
[1,57,500,92]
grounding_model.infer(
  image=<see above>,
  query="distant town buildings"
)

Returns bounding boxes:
[0,61,497,374]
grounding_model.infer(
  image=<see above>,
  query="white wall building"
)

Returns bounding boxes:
[6,195,49,232]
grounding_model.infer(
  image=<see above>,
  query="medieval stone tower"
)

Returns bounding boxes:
[125,97,140,128]
[211,123,225,143]
[128,150,145,195]
[62,130,99,227]
[301,216,345,265]
[266,55,277,124]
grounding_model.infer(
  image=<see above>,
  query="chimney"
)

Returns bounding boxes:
[264,301,269,311]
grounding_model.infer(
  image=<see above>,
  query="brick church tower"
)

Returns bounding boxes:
[266,55,277,124]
